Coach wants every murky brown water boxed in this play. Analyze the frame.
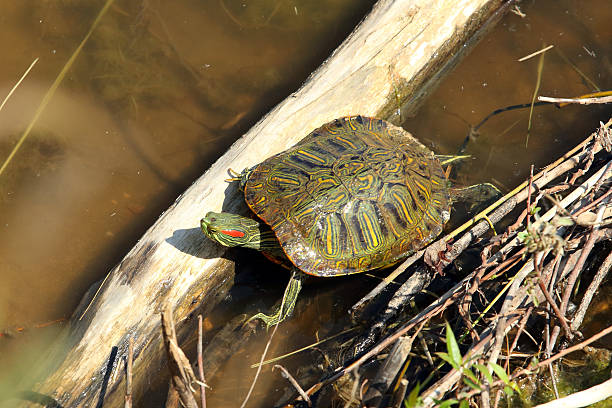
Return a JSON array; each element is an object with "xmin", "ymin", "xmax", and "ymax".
[
  {"xmin": 0, "ymin": 0, "xmax": 610, "ymax": 406},
  {"xmin": 0, "ymin": 0, "xmax": 377, "ymax": 398},
  {"xmin": 403, "ymin": 0, "xmax": 612, "ymax": 190}
]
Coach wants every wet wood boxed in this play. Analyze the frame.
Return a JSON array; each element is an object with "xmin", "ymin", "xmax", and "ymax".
[
  {"xmin": 20, "ymin": 0, "xmax": 509, "ymax": 406},
  {"xmin": 362, "ymin": 336, "xmax": 415, "ymax": 406}
]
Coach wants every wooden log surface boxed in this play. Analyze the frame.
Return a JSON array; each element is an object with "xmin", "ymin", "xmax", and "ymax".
[{"xmin": 18, "ymin": 0, "xmax": 509, "ymax": 406}]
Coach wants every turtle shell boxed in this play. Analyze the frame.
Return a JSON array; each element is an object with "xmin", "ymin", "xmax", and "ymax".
[{"xmin": 244, "ymin": 116, "xmax": 450, "ymax": 277}]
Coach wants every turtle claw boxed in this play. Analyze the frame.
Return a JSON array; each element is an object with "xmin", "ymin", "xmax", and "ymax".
[{"xmin": 224, "ymin": 168, "xmax": 242, "ymax": 183}]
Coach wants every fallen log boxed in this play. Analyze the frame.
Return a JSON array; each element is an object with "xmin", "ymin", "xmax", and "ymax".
[{"xmin": 16, "ymin": 0, "xmax": 510, "ymax": 406}]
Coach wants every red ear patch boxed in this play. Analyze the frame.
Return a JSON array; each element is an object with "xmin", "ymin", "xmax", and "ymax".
[{"xmin": 221, "ymin": 229, "xmax": 245, "ymax": 238}]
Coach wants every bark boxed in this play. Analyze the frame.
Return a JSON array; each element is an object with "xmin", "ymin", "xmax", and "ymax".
[{"xmin": 17, "ymin": 0, "xmax": 509, "ymax": 406}]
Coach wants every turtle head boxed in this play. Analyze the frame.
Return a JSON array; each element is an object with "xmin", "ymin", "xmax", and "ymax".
[
  {"xmin": 200, "ymin": 212, "xmax": 259, "ymax": 248},
  {"xmin": 201, "ymin": 211, "xmax": 283, "ymax": 255}
]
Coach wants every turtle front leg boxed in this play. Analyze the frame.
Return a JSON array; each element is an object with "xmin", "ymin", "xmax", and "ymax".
[{"xmin": 249, "ymin": 269, "xmax": 305, "ymax": 328}]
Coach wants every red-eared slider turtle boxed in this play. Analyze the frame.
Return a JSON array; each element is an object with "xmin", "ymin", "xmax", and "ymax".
[{"xmin": 201, "ymin": 116, "xmax": 451, "ymax": 326}]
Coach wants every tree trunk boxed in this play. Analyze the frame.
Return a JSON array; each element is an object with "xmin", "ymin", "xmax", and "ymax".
[{"xmin": 18, "ymin": 0, "xmax": 509, "ymax": 406}]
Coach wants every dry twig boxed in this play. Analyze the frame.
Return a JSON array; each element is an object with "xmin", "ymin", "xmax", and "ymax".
[
  {"xmin": 161, "ymin": 304, "xmax": 199, "ymax": 408},
  {"xmin": 274, "ymin": 365, "xmax": 311, "ymax": 406},
  {"xmin": 518, "ymin": 45, "xmax": 554, "ymax": 62},
  {"xmin": 362, "ymin": 336, "xmax": 415, "ymax": 406},
  {"xmin": 197, "ymin": 315, "xmax": 207, "ymax": 408},
  {"xmin": 0, "ymin": 58, "xmax": 38, "ymax": 112},
  {"xmin": 538, "ymin": 95, "xmax": 612, "ymax": 105}
]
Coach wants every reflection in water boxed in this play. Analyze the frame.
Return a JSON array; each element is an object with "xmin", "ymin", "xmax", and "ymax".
[{"xmin": 0, "ymin": 0, "xmax": 610, "ymax": 405}]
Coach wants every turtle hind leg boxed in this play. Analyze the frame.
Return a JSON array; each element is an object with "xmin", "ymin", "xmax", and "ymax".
[
  {"xmin": 450, "ymin": 183, "xmax": 502, "ymax": 212},
  {"xmin": 248, "ymin": 269, "xmax": 305, "ymax": 328}
]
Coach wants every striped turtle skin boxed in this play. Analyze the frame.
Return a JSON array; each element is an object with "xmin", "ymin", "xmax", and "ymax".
[{"xmin": 244, "ymin": 116, "xmax": 450, "ymax": 277}]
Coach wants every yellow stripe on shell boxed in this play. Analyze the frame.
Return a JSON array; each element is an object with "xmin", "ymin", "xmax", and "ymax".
[
  {"xmin": 322, "ymin": 214, "xmax": 339, "ymax": 258},
  {"xmin": 387, "ymin": 162, "xmax": 400, "ymax": 172},
  {"xmin": 314, "ymin": 176, "xmax": 339, "ymax": 188},
  {"xmin": 253, "ymin": 195, "xmax": 266, "ymax": 205},
  {"xmin": 366, "ymin": 130, "xmax": 385, "ymax": 144},
  {"xmin": 385, "ymin": 212, "xmax": 401, "ymax": 238},
  {"xmin": 325, "ymin": 124, "xmax": 340, "ymax": 134},
  {"xmin": 347, "ymin": 117, "xmax": 358, "ymax": 130},
  {"xmin": 293, "ymin": 206, "xmax": 314, "ymax": 222},
  {"xmin": 366, "ymin": 117, "xmax": 374, "ymax": 130},
  {"xmin": 334, "ymin": 136, "xmax": 357, "ymax": 149},
  {"xmin": 326, "ymin": 192, "xmax": 347, "ymax": 206},
  {"xmin": 357, "ymin": 209, "xmax": 382, "ymax": 249},
  {"xmin": 358, "ymin": 256, "xmax": 371, "ymax": 268},
  {"xmin": 356, "ymin": 174, "xmax": 374, "ymax": 190},
  {"xmin": 425, "ymin": 208, "xmax": 439, "ymax": 223},
  {"xmin": 414, "ymin": 179, "xmax": 430, "ymax": 200},
  {"xmin": 270, "ymin": 175, "xmax": 300, "ymax": 185},
  {"xmin": 369, "ymin": 150, "xmax": 392, "ymax": 159},
  {"xmin": 407, "ymin": 184, "xmax": 426, "ymax": 211},
  {"xmin": 296, "ymin": 149, "xmax": 327, "ymax": 164},
  {"xmin": 415, "ymin": 227, "xmax": 423, "ymax": 240},
  {"xmin": 392, "ymin": 191, "xmax": 413, "ymax": 224},
  {"xmin": 325, "ymin": 217, "xmax": 333, "ymax": 255}
]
